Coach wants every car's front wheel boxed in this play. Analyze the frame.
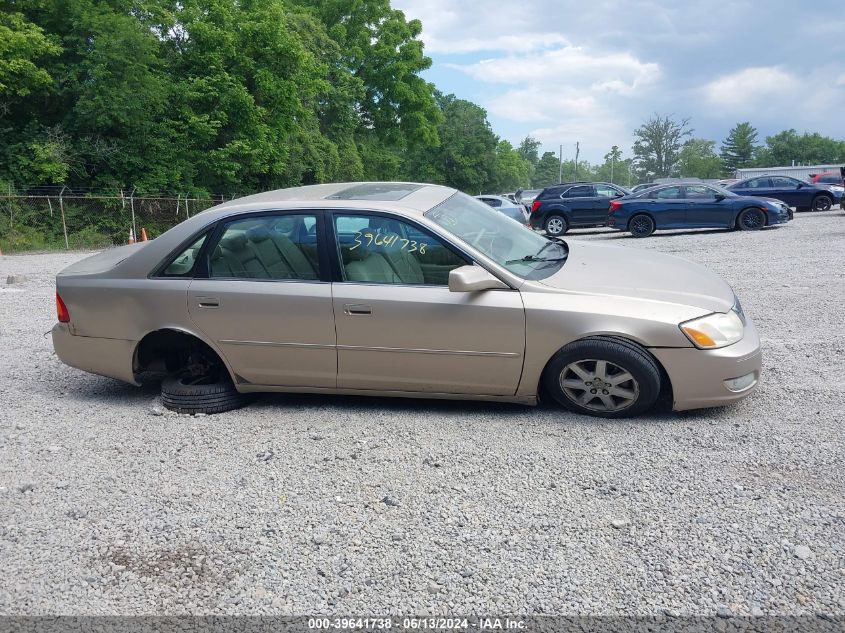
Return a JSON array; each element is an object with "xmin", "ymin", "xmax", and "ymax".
[
  {"xmin": 160, "ymin": 372, "xmax": 249, "ymax": 414},
  {"xmin": 544, "ymin": 214, "xmax": 569, "ymax": 236},
  {"xmin": 737, "ymin": 207, "xmax": 765, "ymax": 230},
  {"xmin": 628, "ymin": 213, "xmax": 655, "ymax": 238},
  {"xmin": 543, "ymin": 337, "xmax": 662, "ymax": 418},
  {"xmin": 812, "ymin": 194, "xmax": 833, "ymax": 212}
]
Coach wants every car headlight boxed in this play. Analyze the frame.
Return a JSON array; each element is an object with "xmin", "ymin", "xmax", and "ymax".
[
  {"xmin": 680, "ymin": 310, "xmax": 744, "ymax": 349},
  {"xmin": 828, "ymin": 185, "xmax": 844, "ymax": 193}
]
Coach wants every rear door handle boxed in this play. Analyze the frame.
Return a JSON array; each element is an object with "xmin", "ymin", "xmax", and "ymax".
[
  {"xmin": 197, "ymin": 296, "xmax": 220, "ymax": 308},
  {"xmin": 344, "ymin": 304, "xmax": 372, "ymax": 316}
]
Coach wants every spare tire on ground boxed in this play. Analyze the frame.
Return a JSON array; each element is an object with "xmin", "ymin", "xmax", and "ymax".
[{"xmin": 160, "ymin": 373, "xmax": 250, "ymax": 414}]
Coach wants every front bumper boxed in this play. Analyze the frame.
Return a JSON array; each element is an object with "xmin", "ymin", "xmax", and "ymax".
[
  {"xmin": 649, "ymin": 317, "xmax": 762, "ymax": 411},
  {"xmin": 52, "ymin": 323, "xmax": 139, "ymax": 385}
]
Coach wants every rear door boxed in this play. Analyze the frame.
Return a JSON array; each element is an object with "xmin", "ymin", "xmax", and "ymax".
[
  {"xmin": 649, "ymin": 186, "xmax": 687, "ymax": 227},
  {"xmin": 187, "ymin": 211, "xmax": 337, "ymax": 388},
  {"xmin": 561, "ymin": 185, "xmax": 596, "ymax": 225}
]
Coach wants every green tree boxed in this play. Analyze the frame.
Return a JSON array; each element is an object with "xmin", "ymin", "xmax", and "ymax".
[
  {"xmin": 720, "ymin": 122, "xmax": 758, "ymax": 174},
  {"xmin": 632, "ymin": 113, "xmax": 692, "ymax": 179},
  {"xmin": 405, "ymin": 93, "xmax": 498, "ymax": 193},
  {"xmin": 532, "ymin": 151, "xmax": 561, "ymax": 188},
  {"xmin": 678, "ymin": 138, "xmax": 723, "ymax": 178},
  {"xmin": 755, "ymin": 129, "xmax": 845, "ymax": 167},
  {"xmin": 489, "ymin": 140, "xmax": 530, "ymax": 192}
]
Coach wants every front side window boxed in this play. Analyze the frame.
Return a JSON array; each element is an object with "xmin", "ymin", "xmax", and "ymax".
[
  {"xmin": 209, "ymin": 214, "xmax": 320, "ymax": 280},
  {"xmin": 426, "ymin": 192, "xmax": 567, "ymax": 279},
  {"xmin": 771, "ymin": 176, "xmax": 800, "ymax": 188},
  {"xmin": 161, "ymin": 234, "xmax": 207, "ymax": 277},
  {"xmin": 334, "ymin": 214, "xmax": 466, "ymax": 285},
  {"xmin": 685, "ymin": 185, "xmax": 715, "ymax": 199},
  {"xmin": 595, "ymin": 185, "xmax": 622, "ymax": 198},
  {"xmin": 564, "ymin": 185, "xmax": 593, "ymax": 198}
]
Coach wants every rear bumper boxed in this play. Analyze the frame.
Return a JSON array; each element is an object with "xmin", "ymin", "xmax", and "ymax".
[
  {"xmin": 650, "ymin": 318, "xmax": 762, "ymax": 411},
  {"xmin": 52, "ymin": 323, "xmax": 139, "ymax": 385}
]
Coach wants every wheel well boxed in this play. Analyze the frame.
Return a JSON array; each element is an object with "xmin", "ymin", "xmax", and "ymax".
[
  {"xmin": 538, "ymin": 334, "xmax": 674, "ymax": 405},
  {"xmin": 627, "ymin": 211, "xmax": 654, "ymax": 229},
  {"xmin": 736, "ymin": 206, "xmax": 768, "ymax": 227},
  {"xmin": 134, "ymin": 329, "xmax": 230, "ymax": 382}
]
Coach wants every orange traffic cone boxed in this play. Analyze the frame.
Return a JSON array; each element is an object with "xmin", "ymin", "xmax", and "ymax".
[
  {"xmin": 128, "ymin": 229, "xmax": 135, "ymax": 244},
  {"xmin": 140, "ymin": 227, "xmax": 149, "ymax": 241}
]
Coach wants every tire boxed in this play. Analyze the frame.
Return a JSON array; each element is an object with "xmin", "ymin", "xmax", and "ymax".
[
  {"xmin": 544, "ymin": 214, "xmax": 569, "ymax": 236},
  {"xmin": 812, "ymin": 195, "xmax": 832, "ymax": 212},
  {"xmin": 628, "ymin": 213, "xmax": 655, "ymax": 238},
  {"xmin": 737, "ymin": 207, "xmax": 765, "ymax": 231},
  {"xmin": 160, "ymin": 372, "xmax": 250, "ymax": 414},
  {"xmin": 542, "ymin": 336, "xmax": 661, "ymax": 418}
]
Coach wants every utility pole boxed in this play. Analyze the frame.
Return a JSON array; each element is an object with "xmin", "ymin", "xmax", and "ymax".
[
  {"xmin": 574, "ymin": 142, "xmax": 580, "ymax": 180},
  {"xmin": 558, "ymin": 144, "xmax": 563, "ymax": 183}
]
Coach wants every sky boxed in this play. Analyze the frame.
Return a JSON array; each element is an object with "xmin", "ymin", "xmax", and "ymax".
[{"xmin": 393, "ymin": 0, "xmax": 845, "ymax": 164}]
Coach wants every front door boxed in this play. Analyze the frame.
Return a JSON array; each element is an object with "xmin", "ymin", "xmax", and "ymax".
[
  {"xmin": 770, "ymin": 176, "xmax": 803, "ymax": 207},
  {"xmin": 330, "ymin": 212, "xmax": 525, "ymax": 395},
  {"xmin": 187, "ymin": 212, "xmax": 337, "ymax": 387},
  {"xmin": 684, "ymin": 185, "xmax": 734, "ymax": 227}
]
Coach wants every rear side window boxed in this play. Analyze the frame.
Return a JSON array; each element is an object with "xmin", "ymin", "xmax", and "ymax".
[
  {"xmin": 208, "ymin": 214, "xmax": 320, "ymax": 280},
  {"xmin": 746, "ymin": 177, "xmax": 771, "ymax": 188},
  {"xmin": 655, "ymin": 187, "xmax": 683, "ymax": 199},
  {"xmin": 161, "ymin": 234, "xmax": 207, "ymax": 277}
]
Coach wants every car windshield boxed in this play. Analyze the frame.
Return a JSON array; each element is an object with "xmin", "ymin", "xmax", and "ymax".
[{"xmin": 425, "ymin": 192, "xmax": 567, "ymax": 279}]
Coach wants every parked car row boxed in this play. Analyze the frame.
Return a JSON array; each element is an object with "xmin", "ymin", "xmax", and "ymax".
[{"xmin": 479, "ymin": 171, "xmax": 843, "ymax": 239}]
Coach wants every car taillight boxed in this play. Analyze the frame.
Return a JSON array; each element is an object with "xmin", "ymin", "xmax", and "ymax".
[
  {"xmin": 56, "ymin": 292, "xmax": 70, "ymax": 323},
  {"xmin": 609, "ymin": 200, "xmax": 623, "ymax": 213},
  {"xmin": 531, "ymin": 199, "xmax": 541, "ymax": 213}
]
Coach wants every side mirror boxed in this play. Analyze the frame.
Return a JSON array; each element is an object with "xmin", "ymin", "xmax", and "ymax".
[
  {"xmin": 714, "ymin": 193, "xmax": 726, "ymax": 202},
  {"xmin": 797, "ymin": 182, "xmax": 805, "ymax": 189},
  {"xmin": 449, "ymin": 265, "xmax": 509, "ymax": 292}
]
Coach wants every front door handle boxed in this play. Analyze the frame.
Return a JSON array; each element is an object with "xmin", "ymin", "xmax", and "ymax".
[
  {"xmin": 197, "ymin": 296, "xmax": 220, "ymax": 308},
  {"xmin": 344, "ymin": 304, "xmax": 372, "ymax": 316}
]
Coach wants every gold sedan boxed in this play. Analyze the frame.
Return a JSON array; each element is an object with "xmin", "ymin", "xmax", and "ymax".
[{"xmin": 52, "ymin": 182, "xmax": 761, "ymax": 418}]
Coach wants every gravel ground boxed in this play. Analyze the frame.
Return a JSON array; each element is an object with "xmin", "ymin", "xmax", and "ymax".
[{"xmin": 1, "ymin": 209, "xmax": 844, "ymax": 616}]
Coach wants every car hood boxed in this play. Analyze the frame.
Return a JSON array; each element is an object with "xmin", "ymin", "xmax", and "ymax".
[{"xmin": 534, "ymin": 241, "xmax": 735, "ymax": 314}]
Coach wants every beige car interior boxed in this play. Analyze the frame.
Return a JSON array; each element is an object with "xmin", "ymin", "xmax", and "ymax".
[{"xmin": 209, "ymin": 218, "xmax": 319, "ymax": 280}]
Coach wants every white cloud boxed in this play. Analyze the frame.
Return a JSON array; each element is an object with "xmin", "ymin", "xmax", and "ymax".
[
  {"xmin": 703, "ymin": 67, "xmax": 798, "ymax": 108},
  {"xmin": 450, "ymin": 45, "xmax": 660, "ymax": 93}
]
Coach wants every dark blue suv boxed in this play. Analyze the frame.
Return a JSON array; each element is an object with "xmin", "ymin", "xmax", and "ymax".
[
  {"xmin": 528, "ymin": 182, "xmax": 630, "ymax": 236},
  {"xmin": 727, "ymin": 175, "xmax": 842, "ymax": 211}
]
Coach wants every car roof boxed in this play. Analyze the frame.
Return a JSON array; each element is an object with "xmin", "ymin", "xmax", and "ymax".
[
  {"xmin": 476, "ymin": 194, "xmax": 517, "ymax": 203},
  {"xmin": 211, "ymin": 182, "xmax": 457, "ymax": 217}
]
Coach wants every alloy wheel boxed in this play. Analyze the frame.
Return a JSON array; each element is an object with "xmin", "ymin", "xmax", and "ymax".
[
  {"xmin": 559, "ymin": 359, "xmax": 640, "ymax": 413},
  {"xmin": 546, "ymin": 216, "xmax": 565, "ymax": 235},
  {"xmin": 740, "ymin": 209, "xmax": 764, "ymax": 230},
  {"xmin": 813, "ymin": 196, "xmax": 832, "ymax": 212}
]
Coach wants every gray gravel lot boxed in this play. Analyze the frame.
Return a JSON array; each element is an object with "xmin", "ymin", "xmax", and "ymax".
[{"xmin": 1, "ymin": 209, "xmax": 844, "ymax": 616}]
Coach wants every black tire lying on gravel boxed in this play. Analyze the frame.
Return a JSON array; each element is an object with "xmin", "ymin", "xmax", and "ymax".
[{"xmin": 160, "ymin": 373, "xmax": 249, "ymax": 414}]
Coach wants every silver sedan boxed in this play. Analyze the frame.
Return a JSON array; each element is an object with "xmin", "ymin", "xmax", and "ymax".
[{"xmin": 52, "ymin": 182, "xmax": 761, "ymax": 418}]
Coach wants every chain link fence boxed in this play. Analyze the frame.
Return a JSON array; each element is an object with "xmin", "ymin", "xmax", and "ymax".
[{"xmin": 0, "ymin": 188, "xmax": 233, "ymax": 253}]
